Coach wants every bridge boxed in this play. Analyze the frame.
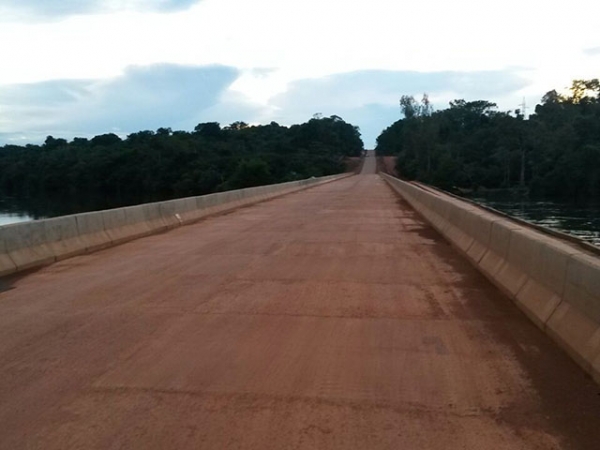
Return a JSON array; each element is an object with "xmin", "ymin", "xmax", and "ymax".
[{"xmin": 0, "ymin": 153, "xmax": 599, "ymax": 449}]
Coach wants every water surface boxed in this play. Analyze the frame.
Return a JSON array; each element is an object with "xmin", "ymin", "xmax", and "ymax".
[
  {"xmin": 468, "ymin": 195, "xmax": 600, "ymax": 247},
  {"xmin": 0, "ymin": 192, "xmax": 173, "ymax": 227}
]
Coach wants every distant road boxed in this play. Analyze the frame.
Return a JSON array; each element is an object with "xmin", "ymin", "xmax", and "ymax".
[
  {"xmin": 360, "ymin": 150, "xmax": 376, "ymax": 174},
  {"xmin": 0, "ymin": 161, "xmax": 599, "ymax": 448}
]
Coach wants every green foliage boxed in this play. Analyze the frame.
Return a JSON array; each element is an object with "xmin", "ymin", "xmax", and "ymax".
[
  {"xmin": 376, "ymin": 80, "xmax": 600, "ymax": 199},
  {"xmin": 227, "ymin": 158, "xmax": 272, "ymax": 189},
  {"xmin": 0, "ymin": 116, "xmax": 363, "ymax": 209}
]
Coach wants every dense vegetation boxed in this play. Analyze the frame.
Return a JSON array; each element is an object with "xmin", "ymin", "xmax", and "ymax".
[
  {"xmin": 0, "ymin": 116, "xmax": 362, "ymax": 214},
  {"xmin": 376, "ymin": 79, "xmax": 600, "ymax": 199}
]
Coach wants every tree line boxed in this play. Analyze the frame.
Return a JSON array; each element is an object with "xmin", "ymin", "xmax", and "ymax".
[
  {"xmin": 0, "ymin": 116, "xmax": 363, "ymax": 214},
  {"xmin": 376, "ymin": 79, "xmax": 600, "ymax": 199}
]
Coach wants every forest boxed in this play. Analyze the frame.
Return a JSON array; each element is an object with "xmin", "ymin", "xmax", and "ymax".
[
  {"xmin": 0, "ymin": 116, "xmax": 363, "ymax": 214},
  {"xmin": 376, "ymin": 79, "xmax": 600, "ymax": 199}
]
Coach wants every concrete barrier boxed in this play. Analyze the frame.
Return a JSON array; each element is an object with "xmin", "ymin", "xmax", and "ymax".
[
  {"xmin": 0, "ymin": 173, "xmax": 352, "ymax": 277},
  {"xmin": 43, "ymin": 215, "xmax": 88, "ymax": 262},
  {"xmin": 547, "ymin": 254, "xmax": 600, "ymax": 378},
  {"xmin": 172, "ymin": 198, "xmax": 199, "ymax": 225},
  {"xmin": 479, "ymin": 220, "xmax": 520, "ymax": 284},
  {"xmin": 0, "ymin": 221, "xmax": 55, "ymax": 271},
  {"xmin": 143, "ymin": 203, "xmax": 170, "ymax": 232},
  {"xmin": 381, "ymin": 172, "xmax": 600, "ymax": 384},
  {"xmin": 158, "ymin": 201, "xmax": 183, "ymax": 229},
  {"xmin": 0, "ymin": 234, "xmax": 17, "ymax": 276},
  {"xmin": 101, "ymin": 207, "xmax": 136, "ymax": 245},
  {"xmin": 75, "ymin": 210, "xmax": 112, "ymax": 253}
]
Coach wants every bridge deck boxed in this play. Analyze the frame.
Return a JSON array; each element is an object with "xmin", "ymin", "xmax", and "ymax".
[{"xmin": 1, "ymin": 155, "xmax": 599, "ymax": 449}]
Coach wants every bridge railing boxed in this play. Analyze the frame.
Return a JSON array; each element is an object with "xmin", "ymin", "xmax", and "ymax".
[
  {"xmin": 0, "ymin": 173, "xmax": 353, "ymax": 277},
  {"xmin": 381, "ymin": 172, "xmax": 600, "ymax": 384}
]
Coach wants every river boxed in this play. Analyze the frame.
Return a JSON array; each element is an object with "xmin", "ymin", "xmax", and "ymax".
[
  {"xmin": 0, "ymin": 192, "xmax": 173, "ymax": 227},
  {"xmin": 466, "ymin": 195, "xmax": 600, "ymax": 247}
]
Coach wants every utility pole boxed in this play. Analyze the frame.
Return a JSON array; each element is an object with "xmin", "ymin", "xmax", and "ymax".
[
  {"xmin": 518, "ymin": 97, "xmax": 528, "ymax": 119},
  {"xmin": 517, "ymin": 97, "xmax": 527, "ymax": 188}
]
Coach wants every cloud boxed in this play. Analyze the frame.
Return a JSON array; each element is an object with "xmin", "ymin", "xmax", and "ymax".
[
  {"xmin": 0, "ymin": 66, "xmax": 534, "ymax": 149},
  {"xmin": 267, "ymin": 69, "xmax": 531, "ymax": 147},
  {"xmin": 193, "ymin": 89, "xmax": 267, "ymax": 129},
  {"xmin": 0, "ymin": 64, "xmax": 239, "ymax": 143},
  {"xmin": 273, "ymin": 70, "xmax": 529, "ymax": 110},
  {"xmin": 0, "ymin": 79, "xmax": 90, "ymax": 107},
  {"xmin": 584, "ymin": 47, "xmax": 600, "ymax": 56},
  {"xmin": 331, "ymin": 103, "xmax": 402, "ymax": 150},
  {"xmin": 1, "ymin": 0, "xmax": 200, "ymax": 20}
]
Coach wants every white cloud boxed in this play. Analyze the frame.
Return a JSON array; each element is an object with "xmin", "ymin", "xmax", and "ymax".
[
  {"xmin": 584, "ymin": 46, "xmax": 600, "ymax": 56},
  {"xmin": 266, "ymin": 69, "xmax": 531, "ymax": 147},
  {"xmin": 2, "ymin": 0, "xmax": 599, "ymax": 84},
  {"xmin": 0, "ymin": 0, "xmax": 599, "ymax": 146},
  {"xmin": 0, "ymin": 0, "xmax": 200, "ymax": 20},
  {"xmin": 0, "ymin": 64, "xmax": 239, "ymax": 143},
  {"xmin": 0, "ymin": 65, "xmax": 533, "ymax": 147}
]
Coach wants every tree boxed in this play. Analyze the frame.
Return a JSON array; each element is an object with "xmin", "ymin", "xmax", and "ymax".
[
  {"xmin": 228, "ymin": 158, "xmax": 272, "ymax": 189},
  {"xmin": 0, "ymin": 116, "xmax": 364, "ymax": 215},
  {"xmin": 156, "ymin": 127, "xmax": 172, "ymax": 136},
  {"xmin": 91, "ymin": 133, "xmax": 122, "ymax": 147},
  {"xmin": 377, "ymin": 80, "xmax": 600, "ymax": 200},
  {"xmin": 225, "ymin": 121, "xmax": 248, "ymax": 131},
  {"xmin": 44, "ymin": 136, "xmax": 67, "ymax": 149},
  {"xmin": 421, "ymin": 93, "xmax": 433, "ymax": 117},
  {"xmin": 400, "ymin": 95, "xmax": 419, "ymax": 119},
  {"xmin": 569, "ymin": 79, "xmax": 600, "ymax": 103},
  {"xmin": 194, "ymin": 122, "xmax": 221, "ymax": 138}
]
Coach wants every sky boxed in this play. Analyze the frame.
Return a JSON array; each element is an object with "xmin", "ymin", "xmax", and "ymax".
[{"xmin": 0, "ymin": 0, "xmax": 598, "ymax": 148}]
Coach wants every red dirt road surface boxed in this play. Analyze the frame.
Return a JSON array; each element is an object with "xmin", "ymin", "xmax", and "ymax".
[{"xmin": 1, "ymin": 153, "xmax": 599, "ymax": 449}]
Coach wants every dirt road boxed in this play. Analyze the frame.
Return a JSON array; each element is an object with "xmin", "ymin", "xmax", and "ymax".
[{"xmin": 1, "ymin": 154, "xmax": 599, "ymax": 449}]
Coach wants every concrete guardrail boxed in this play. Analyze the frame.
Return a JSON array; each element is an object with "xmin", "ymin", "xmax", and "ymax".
[
  {"xmin": 0, "ymin": 173, "xmax": 352, "ymax": 277},
  {"xmin": 381, "ymin": 173, "xmax": 600, "ymax": 384}
]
